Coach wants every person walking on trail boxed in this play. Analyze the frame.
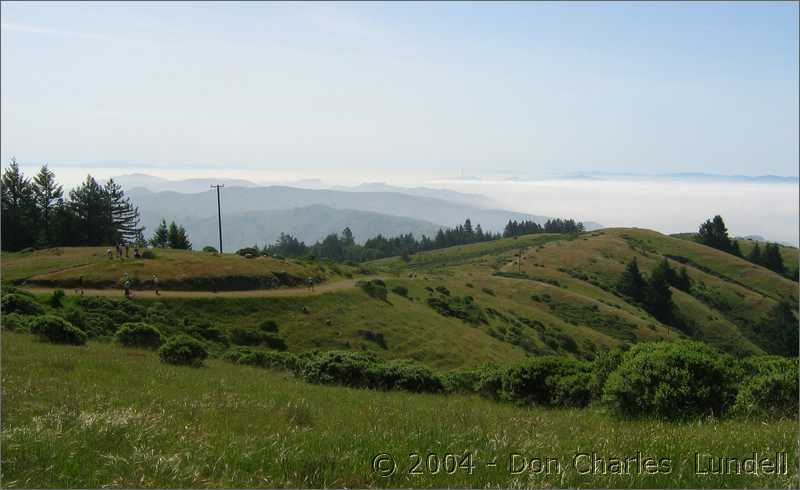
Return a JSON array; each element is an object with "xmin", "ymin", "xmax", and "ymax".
[
  {"xmin": 307, "ymin": 277, "xmax": 314, "ymax": 292},
  {"xmin": 125, "ymin": 243, "xmax": 130, "ymax": 258},
  {"xmin": 152, "ymin": 274, "xmax": 160, "ymax": 296},
  {"xmin": 122, "ymin": 273, "xmax": 132, "ymax": 298},
  {"xmin": 75, "ymin": 275, "xmax": 84, "ymax": 295},
  {"xmin": 107, "ymin": 247, "xmax": 113, "ymax": 260}
]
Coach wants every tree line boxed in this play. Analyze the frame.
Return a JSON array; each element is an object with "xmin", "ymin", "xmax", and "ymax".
[
  {"xmin": 503, "ymin": 218, "xmax": 584, "ymax": 237},
  {"xmin": 247, "ymin": 215, "xmax": 585, "ymax": 263},
  {"xmin": 1, "ymin": 159, "xmax": 144, "ymax": 251},
  {"xmin": 1, "ymin": 159, "xmax": 194, "ymax": 252},
  {"xmin": 695, "ymin": 215, "xmax": 794, "ymax": 279}
]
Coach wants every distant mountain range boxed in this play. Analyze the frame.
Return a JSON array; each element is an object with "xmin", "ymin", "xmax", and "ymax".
[
  {"xmin": 117, "ymin": 174, "xmax": 601, "ymax": 250},
  {"xmin": 562, "ymin": 172, "xmax": 799, "ymax": 183}
]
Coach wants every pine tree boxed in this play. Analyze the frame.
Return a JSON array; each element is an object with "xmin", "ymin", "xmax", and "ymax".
[
  {"xmin": 617, "ymin": 258, "xmax": 647, "ymax": 302},
  {"xmin": 675, "ymin": 266, "xmax": 692, "ymax": 291},
  {"xmin": 104, "ymin": 179, "xmax": 143, "ymax": 244},
  {"xmin": 748, "ymin": 242, "xmax": 762, "ymax": 264},
  {"xmin": 32, "ymin": 165, "xmax": 64, "ymax": 246},
  {"xmin": 69, "ymin": 175, "xmax": 107, "ymax": 245},
  {"xmin": 696, "ymin": 215, "xmax": 738, "ymax": 255},
  {"xmin": 150, "ymin": 219, "xmax": 169, "ymax": 248},
  {"xmin": 762, "ymin": 243, "xmax": 785, "ymax": 274},
  {"xmin": 167, "ymin": 221, "xmax": 192, "ymax": 250},
  {"xmin": 756, "ymin": 301, "xmax": 798, "ymax": 357},
  {"xmin": 646, "ymin": 262, "xmax": 675, "ymax": 322},
  {"xmin": 1, "ymin": 158, "xmax": 36, "ymax": 250}
]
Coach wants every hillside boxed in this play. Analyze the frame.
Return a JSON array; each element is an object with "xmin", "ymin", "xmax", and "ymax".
[
  {"xmin": 5, "ymin": 227, "xmax": 796, "ymax": 362},
  {"xmin": 1, "ymin": 247, "xmax": 341, "ymax": 291},
  {"xmin": 183, "ymin": 205, "xmax": 442, "ymax": 252},
  {"xmin": 125, "ymin": 186, "xmax": 598, "ymax": 250}
]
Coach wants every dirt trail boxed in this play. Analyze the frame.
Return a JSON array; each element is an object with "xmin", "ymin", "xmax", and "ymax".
[{"xmin": 21, "ymin": 277, "xmax": 380, "ymax": 299}]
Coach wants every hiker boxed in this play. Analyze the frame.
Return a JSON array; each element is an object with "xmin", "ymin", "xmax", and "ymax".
[
  {"xmin": 134, "ymin": 245, "xmax": 140, "ymax": 259},
  {"xmin": 75, "ymin": 275, "xmax": 84, "ymax": 295},
  {"xmin": 107, "ymin": 247, "xmax": 113, "ymax": 259},
  {"xmin": 122, "ymin": 273, "xmax": 132, "ymax": 298},
  {"xmin": 307, "ymin": 277, "xmax": 314, "ymax": 292},
  {"xmin": 125, "ymin": 243, "xmax": 130, "ymax": 257},
  {"xmin": 116, "ymin": 243, "xmax": 122, "ymax": 257},
  {"xmin": 152, "ymin": 274, "xmax": 160, "ymax": 296}
]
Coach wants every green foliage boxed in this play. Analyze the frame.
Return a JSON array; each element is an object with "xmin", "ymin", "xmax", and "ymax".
[
  {"xmin": 754, "ymin": 301, "xmax": 798, "ymax": 357},
  {"xmin": 1, "ymin": 312, "xmax": 30, "ymax": 331},
  {"xmin": 358, "ymin": 279, "xmax": 388, "ymax": 301},
  {"xmin": 734, "ymin": 356, "xmax": 798, "ymax": 416},
  {"xmin": 115, "ymin": 322, "xmax": 163, "ymax": 349},
  {"xmin": 48, "ymin": 289, "xmax": 66, "ymax": 308},
  {"xmin": 167, "ymin": 221, "xmax": 192, "ymax": 250},
  {"xmin": 500, "ymin": 356, "xmax": 592, "ymax": 407},
  {"xmin": 391, "ymin": 285, "xmax": 409, "ymax": 297},
  {"xmin": 696, "ymin": 215, "xmax": 739, "ymax": 256},
  {"xmin": 1, "ymin": 293, "xmax": 44, "ymax": 315},
  {"xmin": 616, "ymin": 258, "xmax": 646, "ymax": 301},
  {"xmin": 30, "ymin": 315, "xmax": 87, "ymax": 345},
  {"xmin": 589, "ymin": 347, "xmax": 626, "ymax": 398},
  {"xmin": 236, "ymin": 246, "xmax": 260, "ymax": 257},
  {"xmin": 222, "ymin": 348, "xmax": 301, "ymax": 371},
  {"xmin": 202, "ymin": 246, "xmax": 218, "ymax": 253},
  {"xmin": 298, "ymin": 351, "xmax": 443, "ymax": 393},
  {"xmin": 602, "ymin": 341, "xmax": 738, "ymax": 419},
  {"xmin": 258, "ymin": 320, "xmax": 279, "ymax": 333},
  {"xmin": 230, "ymin": 326, "xmax": 287, "ymax": 350},
  {"xmin": 158, "ymin": 335, "xmax": 208, "ymax": 366},
  {"xmin": 426, "ymin": 294, "xmax": 487, "ymax": 325}
]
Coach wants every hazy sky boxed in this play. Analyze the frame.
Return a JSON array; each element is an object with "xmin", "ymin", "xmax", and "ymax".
[{"xmin": 2, "ymin": 1, "xmax": 798, "ymax": 184}]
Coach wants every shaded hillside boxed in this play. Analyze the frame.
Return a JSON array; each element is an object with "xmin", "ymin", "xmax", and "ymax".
[{"xmin": 183, "ymin": 205, "xmax": 442, "ymax": 251}]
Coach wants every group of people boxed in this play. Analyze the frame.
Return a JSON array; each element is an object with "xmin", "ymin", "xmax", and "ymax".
[
  {"xmin": 106, "ymin": 242, "xmax": 143, "ymax": 260},
  {"xmin": 121, "ymin": 272, "xmax": 160, "ymax": 298}
]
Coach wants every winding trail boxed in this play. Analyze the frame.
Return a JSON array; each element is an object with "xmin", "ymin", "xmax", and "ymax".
[{"xmin": 20, "ymin": 277, "xmax": 383, "ymax": 299}]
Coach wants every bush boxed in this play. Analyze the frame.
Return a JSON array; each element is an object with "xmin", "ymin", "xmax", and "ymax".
[
  {"xmin": 115, "ymin": 322, "xmax": 163, "ymax": 349},
  {"xmin": 359, "ymin": 280, "xmax": 388, "ymax": 301},
  {"xmin": 261, "ymin": 332, "xmax": 288, "ymax": 351},
  {"xmin": 258, "ymin": 320, "xmax": 279, "ymax": 333},
  {"xmin": 202, "ymin": 246, "xmax": 218, "ymax": 253},
  {"xmin": 1, "ymin": 293, "xmax": 44, "ymax": 316},
  {"xmin": 2, "ymin": 313, "xmax": 30, "ymax": 332},
  {"xmin": 733, "ymin": 356, "xmax": 798, "ymax": 416},
  {"xmin": 49, "ymin": 289, "xmax": 66, "ymax": 308},
  {"xmin": 589, "ymin": 347, "xmax": 626, "ymax": 398},
  {"xmin": 426, "ymin": 295, "xmax": 487, "ymax": 325},
  {"xmin": 30, "ymin": 315, "xmax": 87, "ymax": 345},
  {"xmin": 230, "ymin": 326, "xmax": 264, "ymax": 346},
  {"xmin": 236, "ymin": 246, "xmax": 260, "ymax": 257},
  {"xmin": 602, "ymin": 341, "xmax": 738, "ymax": 419},
  {"xmin": 501, "ymin": 356, "xmax": 592, "ymax": 407},
  {"xmin": 188, "ymin": 323, "xmax": 229, "ymax": 346},
  {"xmin": 391, "ymin": 286, "xmax": 409, "ymax": 297},
  {"xmin": 223, "ymin": 348, "xmax": 301, "ymax": 372},
  {"xmin": 83, "ymin": 312, "xmax": 116, "ymax": 337},
  {"xmin": 141, "ymin": 249, "xmax": 156, "ymax": 259},
  {"xmin": 159, "ymin": 335, "xmax": 208, "ymax": 366},
  {"xmin": 299, "ymin": 351, "xmax": 442, "ymax": 393}
]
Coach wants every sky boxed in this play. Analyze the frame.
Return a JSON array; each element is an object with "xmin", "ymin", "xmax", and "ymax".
[{"xmin": 2, "ymin": 1, "xmax": 798, "ymax": 185}]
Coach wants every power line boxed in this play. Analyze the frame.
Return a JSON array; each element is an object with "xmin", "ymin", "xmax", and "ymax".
[{"xmin": 211, "ymin": 184, "xmax": 224, "ymax": 253}]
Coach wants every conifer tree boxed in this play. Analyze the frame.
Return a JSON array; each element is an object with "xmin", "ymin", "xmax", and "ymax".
[{"xmin": 150, "ymin": 219, "xmax": 169, "ymax": 248}]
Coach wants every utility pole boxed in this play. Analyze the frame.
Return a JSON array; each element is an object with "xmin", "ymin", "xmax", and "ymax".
[{"xmin": 211, "ymin": 184, "xmax": 224, "ymax": 253}]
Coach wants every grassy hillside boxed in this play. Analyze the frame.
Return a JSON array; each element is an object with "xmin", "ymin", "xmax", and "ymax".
[
  {"xmin": 3, "ymin": 333, "xmax": 796, "ymax": 489},
  {"xmin": 1, "ymin": 247, "xmax": 346, "ymax": 291},
  {"xmin": 4, "ymin": 228, "xmax": 796, "ymax": 361}
]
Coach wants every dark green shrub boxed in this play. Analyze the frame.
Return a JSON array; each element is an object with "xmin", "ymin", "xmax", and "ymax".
[
  {"xmin": 589, "ymin": 347, "xmax": 626, "ymax": 398},
  {"xmin": 258, "ymin": 320, "xmax": 279, "ymax": 333},
  {"xmin": 83, "ymin": 312, "xmax": 116, "ymax": 337},
  {"xmin": 30, "ymin": 315, "xmax": 87, "ymax": 345},
  {"xmin": 733, "ymin": 356, "xmax": 798, "ymax": 416},
  {"xmin": 501, "ymin": 356, "xmax": 592, "ymax": 407},
  {"xmin": 2, "ymin": 312, "xmax": 30, "ymax": 331},
  {"xmin": 370, "ymin": 360, "xmax": 443, "ymax": 393},
  {"xmin": 188, "ymin": 323, "xmax": 229, "ymax": 345},
  {"xmin": 435, "ymin": 286, "xmax": 450, "ymax": 296},
  {"xmin": 359, "ymin": 280, "xmax": 388, "ymax": 301},
  {"xmin": 202, "ymin": 246, "xmax": 218, "ymax": 253},
  {"xmin": 426, "ymin": 295, "xmax": 487, "ymax": 325},
  {"xmin": 230, "ymin": 326, "xmax": 264, "ymax": 346},
  {"xmin": 49, "ymin": 289, "xmax": 66, "ymax": 308},
  {"xmin": 1, "ymin": 293, "xmax": 44, "ymax": 315},
  {"xmin": 223, "ymin": 348, "xmax": 300, "ymax": 371},
  {"xmin": 602, "ymin": 341, "xmax": 738, "ymax": 419},
  {"xmin": 261, "ymin": 332, "xmax": 288, "ymax": 351},
  {"xmin": 236, "ymin": 246, "xmax": 259, "ymax": 257},
  {"xmin": 159, "ymin": 335, "xmax": 208, "ymax": 366},
  {"xmin": 300, "ymin": 351, "xmax": 379, "ymax": 387},
  {"xmin": 391, "ymin": 286, "xmax": 409, "ymax": 297},
  {"xmin": 115, "ymin": 322, "xmax": 163, "ymax": 349},
  {"xmin": 141, "ymin": 249, "xmax": 156, "ymax": 259},
  {"xmin": 358, "ymin": 329, "xmax": 387, "ymax": 349}
]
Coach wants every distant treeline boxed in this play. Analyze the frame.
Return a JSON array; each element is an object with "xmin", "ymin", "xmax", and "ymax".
[
  {"xmin": 696, "ymin": 215, "xmax": 795, "ymax": 280},
  {"xmin": 243, "ymin": 217, "xmax": 585, "ymax": 263},
  {"xmin": 1, "ymin": 160, "xmax": 144, "ymax": 251}
]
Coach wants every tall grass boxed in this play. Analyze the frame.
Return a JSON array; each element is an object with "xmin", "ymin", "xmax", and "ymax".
[{"xmin": 2, "ymin": 333, "xmax": 796, "ymax": 488}]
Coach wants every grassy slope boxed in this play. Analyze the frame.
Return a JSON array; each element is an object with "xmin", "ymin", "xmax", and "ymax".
[
  {"xmin": 671, "ymin": 233, "xmax": 799, "ymax": 275},
  {"xmin": 4, "ymin": 228, "xmax": 797, "ymax": 361},
  {"xmin": 3, "ymin": 333, "xmax": 796, "ymax": 489},
  {"xmin": 1, "ymin": 247, "xmax": 335, "ymax": 290}
]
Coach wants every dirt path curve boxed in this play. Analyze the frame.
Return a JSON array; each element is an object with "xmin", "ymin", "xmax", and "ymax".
[{"xmin": 21, "ymin": 277, "xmax": 385, "ymax": 299}]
